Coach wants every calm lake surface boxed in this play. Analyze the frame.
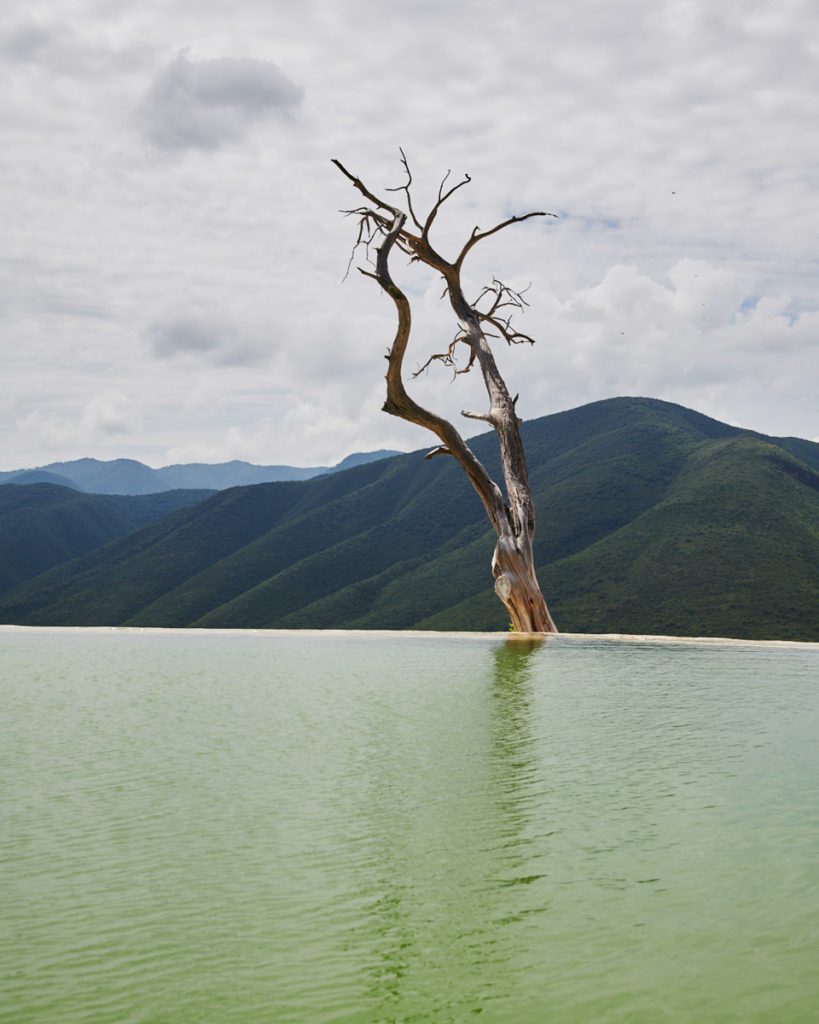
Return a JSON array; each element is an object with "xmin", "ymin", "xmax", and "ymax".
[{"xmin": 2, "ymin": 628, "xmax": 818, "ymax": 1023}]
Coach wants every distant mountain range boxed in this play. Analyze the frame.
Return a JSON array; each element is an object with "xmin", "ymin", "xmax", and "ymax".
[
  {"xmin": 2, "ymin": 398, "xmax": 818, "ymax": 640},
  {"xmin": 0, "ymin": 450, "xmax": 402, "ymax": 495}
]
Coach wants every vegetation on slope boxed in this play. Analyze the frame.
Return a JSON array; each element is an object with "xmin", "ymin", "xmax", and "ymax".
[
  {"xmin": 0, "ymin": 484, "xmax": 213, "ymax": 594},
  {"xmin": 1, "ymin": 398, "xmax": 817, "ymax": 640}
]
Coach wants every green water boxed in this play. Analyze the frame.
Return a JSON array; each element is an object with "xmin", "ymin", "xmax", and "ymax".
[{"xmin": 1, "ymin": 629, "xmax": 818, "ymax": 1023}]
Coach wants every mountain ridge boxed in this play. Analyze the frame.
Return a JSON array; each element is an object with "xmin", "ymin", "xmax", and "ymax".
[
  {"xmin": 0, "ymin": 449, "xmax": 402, "ymax": 495},
  {"xmin": 2, "ymin": 396, "xmax": 817, "ymax": 640}
]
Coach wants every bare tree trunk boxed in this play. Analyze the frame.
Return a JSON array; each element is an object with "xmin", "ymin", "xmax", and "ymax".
[
  {"xmin": 493, "ymin": 531, "xmax": 556, "ymax": 633},
  {"xmin": 333, "ymin": 155, "xmax": 557, "ymax": 634}
]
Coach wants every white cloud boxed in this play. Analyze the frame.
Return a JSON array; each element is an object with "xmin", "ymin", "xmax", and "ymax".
[
  {"xmin": 14, "ymin": 390, "xmax": 135, "ymax": 459},
  {"xmin": 82, "ymin": 389, "xmax": 131, "ymax": 435},
  {"xmin": 504, "ymin": 258, "xmax": 819, "ymax": 435}
]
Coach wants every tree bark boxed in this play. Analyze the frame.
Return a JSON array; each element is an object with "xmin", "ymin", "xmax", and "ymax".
[{"xmin": 333, "ymin": 157, "xmax": 557, "ymax": 634}]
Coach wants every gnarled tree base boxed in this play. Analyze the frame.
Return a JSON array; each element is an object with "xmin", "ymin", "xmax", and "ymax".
[{"xmin": 493, "ymin": 535, "xmax": 557, "ymax": 633}]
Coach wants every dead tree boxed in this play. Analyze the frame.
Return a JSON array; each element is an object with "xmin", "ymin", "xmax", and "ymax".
[{"xmin": 333, "ymin": 154, "xmax": 557, "ymax": 634}]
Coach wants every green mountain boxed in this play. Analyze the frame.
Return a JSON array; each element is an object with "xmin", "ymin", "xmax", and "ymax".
[
  {"xmin": 0, "ymin": 484, "xmax": 214, "ymax": 595},
  {"xmin": 1, "ymin": 398, "xmax": 817, "ymax": 640},
  {"xmin": 0, "ymin": 450, "xmax": 402, "ymax": 495}
]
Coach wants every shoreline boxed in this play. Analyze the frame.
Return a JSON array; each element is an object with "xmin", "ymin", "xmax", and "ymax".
[{"xmin": 1, "ymin": 624, "xmax": 818, "ymax": 650}]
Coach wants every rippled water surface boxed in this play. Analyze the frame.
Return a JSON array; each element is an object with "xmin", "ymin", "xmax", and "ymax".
[{"xmin": 2, "ymin": 628, "xmax": 819, "ymax": 1023}]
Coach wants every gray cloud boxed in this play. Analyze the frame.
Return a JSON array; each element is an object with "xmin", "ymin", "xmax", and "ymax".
[
  {"xmin": 0, "ymin": 18, "xmax": 153, "ymax": 77},
  {"xmin": 1, "ymin": 22, "xmax": 57, "ymax": 61},
  {"xmin": 149, "ymin": 314, "xmax": 226, "ymax": 356},
  {"xmin": 137, "ymin": 51, "xmax": 303, "ymax": 150},
  {"xmin": 147, "ymin": 311, "xmax": 267, "ymax": 367}
]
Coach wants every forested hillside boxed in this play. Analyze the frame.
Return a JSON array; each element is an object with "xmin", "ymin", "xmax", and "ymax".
[
  {"xmin": 0, "ymin": 484, "xmax": 213, "ymax": 594},
  {"xmin": 2, "ymin": 398, "xmax": 818, "ymax": 640}
]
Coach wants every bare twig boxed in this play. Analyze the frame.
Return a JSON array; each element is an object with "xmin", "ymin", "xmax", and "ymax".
[
  {"xmin": 411, "ymin": 328, "xmax": 479, "ymax": 380},
  {"xmin": 385, "ymin": 147, "xmax": 423, "ymax": 231},
  {"xmin": 332, "ymin": 158, "xmax": 395, "ymax": 214},
  {"xmin": 456, "ymin": 210, "xmax": 557, "ymax": 267},
  {"xmin": 472, "ymin": 278, "xmax": 537, "ymax": 345},
  {"xmin": 340, "ymin": 208, "xmax": 389, "ymax": 280},
  {"xmin": 422, "ymin": 169, "xmax": 472, "ymax": 242}
]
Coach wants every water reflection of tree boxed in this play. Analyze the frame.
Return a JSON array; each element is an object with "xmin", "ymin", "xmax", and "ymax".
[
  {"xmin": 359, "ymin": 638, "xmax": 550, "ymax": 1020},
  {"xmin": 489, "ymin": 639, "xmax": 549, "ymax": 899},
  {"xmin": 491, "ymin": 638, "xmax": 544, "ymax": 774}
]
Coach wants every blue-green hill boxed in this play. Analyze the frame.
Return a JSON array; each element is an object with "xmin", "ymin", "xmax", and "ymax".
[
  {"xmin": 3, "ymin": 469, "xmax": 83, "ymax": 489},
  {"xmin": 1, "ymin": 398, "xmax": 817, "ymax": 640},
  {"xmin": 0, "ymin": 484, "xmax": 214, "ymax": 595}
]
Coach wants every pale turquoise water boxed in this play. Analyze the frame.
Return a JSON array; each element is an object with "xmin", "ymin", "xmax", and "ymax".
[{"xmin": 1, "ymin": 628, "xmax": 818, "ymax": 1023}]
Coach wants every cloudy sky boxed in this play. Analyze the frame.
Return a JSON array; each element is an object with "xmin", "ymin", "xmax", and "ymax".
[{"xmin": 2, "ymin": 0, "xmax": 818, "ymax": 470}]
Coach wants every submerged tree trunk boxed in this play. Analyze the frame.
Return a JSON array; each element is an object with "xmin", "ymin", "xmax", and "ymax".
[{"xmin": 333, "ymin": 155, "xmax": 558, "ymax": 634}]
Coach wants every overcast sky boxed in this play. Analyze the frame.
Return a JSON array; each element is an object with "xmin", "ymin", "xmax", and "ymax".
[{"xmin": 2, "ymin": 0, "xmax": 818, "ymax": 470}]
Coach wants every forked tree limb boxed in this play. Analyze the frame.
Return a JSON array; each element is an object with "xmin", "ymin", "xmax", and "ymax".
[
  {"xmin": 456, "ymin": 211, "xmax": 557, "ymax": 268},
  {"xmin": 334, "ymin": 161, "xmax": 506, "ymax": 532},
  {"xmin": 384, "ymin": 147, "xmax": 424, "ymax": 231}
]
